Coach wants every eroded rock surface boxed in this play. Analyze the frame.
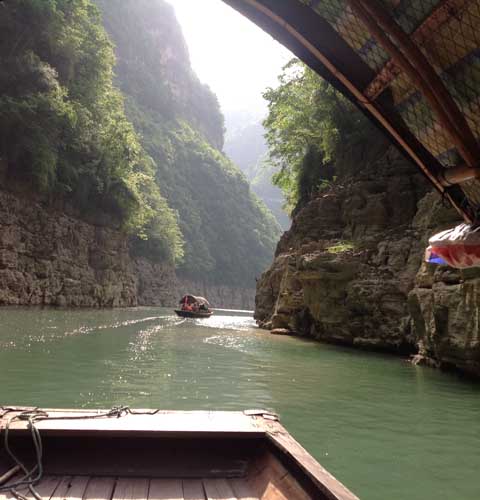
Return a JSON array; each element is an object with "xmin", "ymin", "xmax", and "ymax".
[
  {"xmin": 0, "ymin": 189, "xmax": 176, "ymax": 307},
  {"xmin": 0, "ymin": 189, "xmax": 255, "ymax": 310},
  {"xmin": 408, "ymin": 194, "xmax": 480, "ymax": 377},
  {"xmin": 255, "ymin": 139, "xmax": 480, "ymax": 376}
]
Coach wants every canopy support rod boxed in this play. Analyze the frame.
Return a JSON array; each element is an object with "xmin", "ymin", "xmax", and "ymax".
[
  {"xmin": 439, "ymin": 165, "xmax": 480, "ymax": 187},
  {"xmin": 350, "ymin": 0, "xmax": 480, "ymax": 170}
]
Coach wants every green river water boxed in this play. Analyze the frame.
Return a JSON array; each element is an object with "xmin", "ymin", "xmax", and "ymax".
[{"xmin": 0, "ymin": 307, "xmax": 479, "ymax": 499}]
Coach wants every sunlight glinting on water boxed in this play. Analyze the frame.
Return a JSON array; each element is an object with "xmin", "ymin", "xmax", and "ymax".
[
  {"xmin": 195, "ymin": 313, "xmax": 256, "ymax": 331},
  {"xmin": 1, "ymin": 306, "xmax": 480, "ymax": 500}
]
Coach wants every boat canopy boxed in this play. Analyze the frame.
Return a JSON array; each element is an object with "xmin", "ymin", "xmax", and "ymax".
[
  {"xmin": 179, "ymin": 295, "xmax": 210, "ymax": 307},
  {"xmin": 224, "ymin": 0, "xmax": 480, "ymax": 225}
]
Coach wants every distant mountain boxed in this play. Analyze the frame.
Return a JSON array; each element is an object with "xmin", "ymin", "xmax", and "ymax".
[
  {"xmin": 96, "ymin": 0, "xmax": 282, "ymax": 287},
  {"xmin": 224, "ymin": 114, "xmax": 290, "ymax": 230},
  {"xmin": 225, "ymin": 122, "xmax": 266, "ymax": 179}
]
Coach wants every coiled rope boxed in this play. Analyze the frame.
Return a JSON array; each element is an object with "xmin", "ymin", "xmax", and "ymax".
[{"xmin": 0, "ymin": 406, "xmax": 161, "ymax": 500}]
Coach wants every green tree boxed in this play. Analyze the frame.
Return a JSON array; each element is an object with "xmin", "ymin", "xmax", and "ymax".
[
  {"xmin": 263, "ymin": 59, "xmax": 371, "ymax": 209},
  {"xmin": 0, "ymin": 0, "xmax": 183, "ymax": 263},
  {"xmin": 96, "ymin": 0, "xmax": 281, "ymax": 287}
]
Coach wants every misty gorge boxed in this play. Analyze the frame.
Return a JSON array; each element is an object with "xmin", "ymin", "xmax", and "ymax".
[{"xmin": 1, "ymin": 2, "xmax": 480, "ymax": 500}]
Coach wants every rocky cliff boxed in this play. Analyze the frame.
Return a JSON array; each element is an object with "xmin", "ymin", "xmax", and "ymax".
[
  {"xmin": 0, "ymin": 187, "xmax": 254, "ymax": 309},
  {"xmin": 255, "ymin": 137, "xmax": 480, "ymax": 377},
  {"xmin": 0, "ymin": 188, "xmax": 176, "ymax": 307},
  {"xmin": 409, "ymin": 195, "xmax": 480, "ymax": 377},
  {"xmin": 96, "ymin": 0, "xmax": 281, "ymax": 289},
  {"xmin": 0, "ymin": 0, "xmax": 279, "ymax": 310}
]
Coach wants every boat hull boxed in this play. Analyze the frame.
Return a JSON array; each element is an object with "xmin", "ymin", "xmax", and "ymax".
[
  {"xmin": 174, "ymin": 309, "xmax": 213, "ymax": 318},
  {"xmin": 0, "ymin": 408, "xmax": 359, "ymax": 500}
]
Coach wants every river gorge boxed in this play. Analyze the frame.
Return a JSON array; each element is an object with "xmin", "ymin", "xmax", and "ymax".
[
  {"xmin": 1, "ymin": 307, "xmax": 479, "ymax": 500},
  {"xmin": 2, "ymin": 2, "xmax": 480, "ymax": 499}
]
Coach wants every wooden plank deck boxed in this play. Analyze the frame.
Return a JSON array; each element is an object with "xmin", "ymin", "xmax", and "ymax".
[
  {"xmin": 0, "ymin": 409, "xmax": 360, "ymax": 500},
  {"xmin": 0, "ymin": 476, "xmax": 259, "ymax": 500}
]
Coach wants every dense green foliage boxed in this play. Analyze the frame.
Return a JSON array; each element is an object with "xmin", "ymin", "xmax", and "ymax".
[
  {"xmin": 96, "ymin": 0, "xmax": 281, "ymax": 286},
  {"xmin": 0, "ymin": 0, "xmax": 183, "ymax": 263},
  {"xmin": 95, "ymin": 0, "xmax": 225, "ymax": 151},
  {"xmin": 263, "ymin": 59, "xmax": 372, "ymax": 209},
  {"xmin": 0, "ymin": 0, "xmax": 280, "ymax": 282}
]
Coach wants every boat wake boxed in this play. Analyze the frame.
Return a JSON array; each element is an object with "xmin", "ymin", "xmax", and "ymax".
[{"xmin": 64, "ymin": 316, "xmax": 167, "ymax": 337}]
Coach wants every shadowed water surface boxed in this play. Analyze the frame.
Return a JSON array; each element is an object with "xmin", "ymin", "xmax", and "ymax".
[{"xmin": 0, "ymin": 307, "xmax": 479, "ymax": 500}]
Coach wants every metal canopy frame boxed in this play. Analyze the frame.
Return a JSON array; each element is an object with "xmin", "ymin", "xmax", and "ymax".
[{"xmin": 224, "ymin": 0, "xmax": 480, "ymax": 222}]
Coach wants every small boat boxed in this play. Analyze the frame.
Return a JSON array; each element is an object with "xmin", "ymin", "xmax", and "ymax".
[
  {"xmin": 175, "ymin": 295, "xmax": 213, "ymax": 319},
  {"xmin": 0, "ymin": 407, "xmax": 359, "ymax": 500}
]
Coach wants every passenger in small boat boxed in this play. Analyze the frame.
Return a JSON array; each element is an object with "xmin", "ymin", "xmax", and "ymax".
[{"xmin": 182, "ymin": 301, "xmax": 193, "ymax": 312}]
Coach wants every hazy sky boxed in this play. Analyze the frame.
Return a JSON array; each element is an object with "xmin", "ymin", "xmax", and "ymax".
[{"xmin": 171, "ymin": 0, "xmax": 292, "ymax": 117}]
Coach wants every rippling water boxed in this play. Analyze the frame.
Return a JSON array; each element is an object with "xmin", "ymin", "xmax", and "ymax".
[{"xmin": 0, "ymin": 307, "xmax": 479, "ymax": 500}]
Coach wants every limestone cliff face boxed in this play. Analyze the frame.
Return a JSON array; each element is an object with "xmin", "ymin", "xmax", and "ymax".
[
  {"xmin": 408, "ymin": 194, "xmax": 480, "ymax": 377},
  {"xmin": 134, "ymin": 258, "xmax": 177, "ymax": 306},
  {"xmin": 255, "ymin": 137, "xmax": 480, "ymax": 376},
  {"xmin": 0, "ymin": 189, "xmax": 176, "ymax": 307},
  {"xmin": 256, "ymin": 137, "xmax": 428, "ymax": 351},
  {"xmin": 0, "ymin": 188, "xmax": 254, "ymax": 310}
]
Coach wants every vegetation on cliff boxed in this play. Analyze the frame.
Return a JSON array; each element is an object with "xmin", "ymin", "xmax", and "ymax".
[
  {"xmin": 96, "ymin": 0, "xmax": 281, "ymax": 286},
  {"xmin": 0, "ymin": 0, "xmax": 280, "ymax": 285},
  {"xmin": 0, "ymin": 0, "xmax": 183, "ymax": 263},
  {"xmin": 263, "ymin": 59, "xmax": 372, "ymax": 210}
]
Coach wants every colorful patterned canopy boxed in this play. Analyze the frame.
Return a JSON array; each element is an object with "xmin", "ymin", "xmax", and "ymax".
[{"xmin": 225, "ymin": 0, "xmax": 480, "ymax": 222}]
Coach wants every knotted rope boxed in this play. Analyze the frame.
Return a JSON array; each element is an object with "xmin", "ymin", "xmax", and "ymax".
[{"xmin": 0, "ymin": 406, "xmax": 161, "ymax": 500}]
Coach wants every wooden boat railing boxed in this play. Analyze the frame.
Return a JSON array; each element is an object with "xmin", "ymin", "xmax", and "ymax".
[{"xmin": 0, "ymin": 407, "xmax": 359, "ymax": 500}]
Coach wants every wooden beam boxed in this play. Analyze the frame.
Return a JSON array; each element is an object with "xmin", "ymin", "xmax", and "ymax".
[
  {"xmin": 365, "ymin": 0, "xmax": 469, "ymax": 100},
  {"xmin": 353, "ymin": 0, "xmax": 480, "ymax": 169},
  {"xmin": 262, "ymin": 419, "xmax": 359, "ymax": 500},
  {"xmin": 0, "ymin": 409, "xmax": 265, "ymax": 437}
]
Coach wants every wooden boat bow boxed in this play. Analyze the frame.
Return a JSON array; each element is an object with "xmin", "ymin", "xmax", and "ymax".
[{"xmin": 0, "ymin": 407, "xmax": 359, "ymax": 500}]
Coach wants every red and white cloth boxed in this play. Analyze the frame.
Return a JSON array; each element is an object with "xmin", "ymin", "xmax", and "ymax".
[{"xmin": 426, "ymin": 223, "xmax": 480, "ymax": 268}]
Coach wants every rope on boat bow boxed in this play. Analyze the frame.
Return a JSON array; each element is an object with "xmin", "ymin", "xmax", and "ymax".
[{"xmin": 0, "ymin": 406, "xmax": 161, "ymax": 500}]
